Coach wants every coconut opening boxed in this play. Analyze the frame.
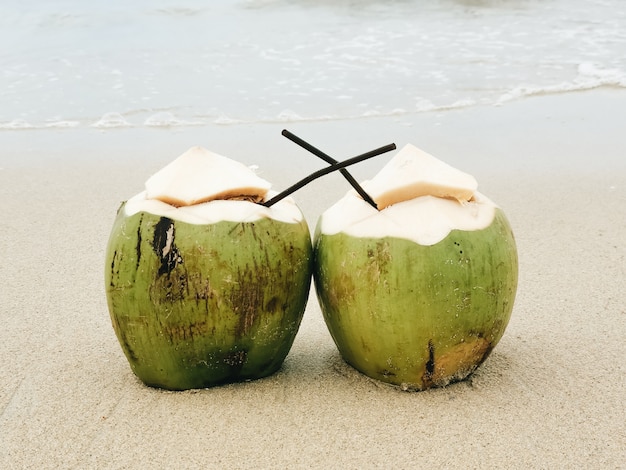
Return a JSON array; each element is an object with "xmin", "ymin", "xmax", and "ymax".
[
  {"xmin": 144, "ymin": 146, "xmax": 272, "ymax": 207},
  {"xmin": 125, "ymin": 146, "xmax": 303, "ymax": 224},
  {"xmin": 320, "ymin": 144, "xmax": 496, "ymax": 245},
  {"xmin": 361, "ymin": 144, "xmax": 478, "ymax": 210}
]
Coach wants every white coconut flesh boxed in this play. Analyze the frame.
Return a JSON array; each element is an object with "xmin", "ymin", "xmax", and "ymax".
[
  {"xmin": 124, "ymin": 146, "xmax": 304, "ymax": 224},
  {"xmin": 320, "ymin": 144, "xmax": 497, "ymax": 246},
  {"xmin": 362, "ymin": 144, "xmax": 478, "ymax": 208}
]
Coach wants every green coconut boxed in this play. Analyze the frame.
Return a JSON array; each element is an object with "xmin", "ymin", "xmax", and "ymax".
[
  {"xmin": 105, "ymin": 147, "xmax": 313, "ymax": 390},
  {"xmin": 314, "ymin": 144, "xmax": 518, "ymax": 390}
]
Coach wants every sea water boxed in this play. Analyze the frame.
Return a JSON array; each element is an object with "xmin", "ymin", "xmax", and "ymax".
[{"xmin": 0, "ymin": 0, "xmax": 625, "ymax": 131}]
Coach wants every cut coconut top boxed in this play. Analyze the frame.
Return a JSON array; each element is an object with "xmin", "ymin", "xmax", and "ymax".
[
  {"xmin": 145, "ymin": 146, "xmax": 272, "ymax": 207},
  {"xmin": 361, "ymin": 144, "xmax": 478, "ymax": 209},
  {"xmin": 319, "ymin": 145, "xmax": 496, "ymax": 245},
  {"xmin": 125, "ymin": 146, "xmax": 304, "ymax": 224}
]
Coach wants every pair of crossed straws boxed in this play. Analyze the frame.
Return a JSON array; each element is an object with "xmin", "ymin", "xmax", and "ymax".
[{"xmin": 262, "ymin": 129, "xmax": 396, "ymax": 210}]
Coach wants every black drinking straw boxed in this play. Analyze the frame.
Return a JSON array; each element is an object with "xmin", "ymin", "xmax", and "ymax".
[
  {"xmin": 262, "ymin": 142, "xmax": 396, "ymax": 208},
  {"xmin": 281, "ymin": 129, "xmax": 379, "ymax": 210}
]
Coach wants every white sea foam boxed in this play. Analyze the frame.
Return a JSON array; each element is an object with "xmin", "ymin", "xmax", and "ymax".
[
  {"xmin": 213, "ymin": 115, "xmax": 244, "ymax": 125},
  {"xmin": 0, "ymin": 119, "xmax": 80, "ymax": 131},
  {"xmin": 497, "ymin": 63, "xmax": 626, "ymax": 105},
  {"xmin": 276, "ymin": 109, "xmax": 304, "ymax": 122},
  {"xmin": 45, "ymin": 120, "xmax": 80, "ymax": 129},
  {"xmin": 577, "ymin": 63, "xmax": 626, "ymax": 85},
  {"xmin": 144, "ymin": 112, "xmax": 205, "ymax": 128},
  {"xmin": 91, "ymin": 113, "xmax": 132, "ymax": 129},
  {"xmin": 363, "ymin": 109, "xmax": 381, "ymax": 117},
  {"xmin": 0, "ymin": 119, "xmax": 34, "ymax": 130}
]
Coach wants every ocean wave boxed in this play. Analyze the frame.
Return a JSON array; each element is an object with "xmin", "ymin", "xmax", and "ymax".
[
  {"xmin": 0, "ymin": 119, "xmax": 34, "ymax": 130},
  {"xmin": 1, "ymin": 73, "xmax": 624, "ymax": 133},
  {"xmin": 45, "ymin": 120, "xmax": 80, "ymax": 129},
  {"xmin": 0, "ymin": 119, "xmax": 80, "ymax": 130},
  {"xmin": 496, "ymin": 63, "xmax": 626, "ymax": 105},
  {"xmin": 213, "ymin": 115, "xmax": 245, "ymax": 125},
  {"xmin": 91, "ymin": 112, "xmax": 132, "ymax": 129},
  {"xmin": 144, "ymin": 112, "xmax": 206, "ymax": 128}
]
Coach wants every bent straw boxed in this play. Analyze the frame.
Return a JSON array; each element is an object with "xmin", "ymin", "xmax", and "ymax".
[
  {"xmin": 262, "ymin": 142, "xmax": 396, "ymax": 208},
  {"xmin": 281, "ymin": 129, "xmax": 379, "ymax": 210}
]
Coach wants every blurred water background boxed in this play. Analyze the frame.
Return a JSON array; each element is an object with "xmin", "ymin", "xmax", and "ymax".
[{"xmin": 0, "ymin": 0, "xmax": 624, "ymax": 131}]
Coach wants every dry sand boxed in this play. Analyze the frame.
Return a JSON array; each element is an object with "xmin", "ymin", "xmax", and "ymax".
[{"xmin": 0, "ymin": 90, "xmax": 625, "ymax": 468}]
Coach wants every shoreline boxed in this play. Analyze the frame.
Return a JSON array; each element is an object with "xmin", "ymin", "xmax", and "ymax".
[
  {"xmin": 2, "ymin": 87, "xmax": 624, "ymax": 165},
  {"xmin": 1, "ymin": 89, "xmax": 625, "ymax": 468}
]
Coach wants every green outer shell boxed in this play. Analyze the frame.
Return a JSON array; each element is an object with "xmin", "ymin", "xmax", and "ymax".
[
  {"xmin": 105, "ymin": 204, "xmax": 313, "ymax": 390},
  {"xmin": 313, "ymin": 208, "xmax": 518, "ymax": 390}
]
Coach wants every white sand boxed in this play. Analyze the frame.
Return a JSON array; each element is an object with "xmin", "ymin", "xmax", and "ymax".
[{"xmin": 0, "ymin": 90, "xmax": 624, "ymax": 468}]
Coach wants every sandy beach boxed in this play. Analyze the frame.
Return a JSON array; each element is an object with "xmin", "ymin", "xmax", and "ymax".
[{"xmin": 1, "ymin": 89, "xmax": 625, "ymax": 468}]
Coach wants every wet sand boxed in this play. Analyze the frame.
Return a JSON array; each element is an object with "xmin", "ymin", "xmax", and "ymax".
[{"xmin": 1, "ymin": 89, "xmax": 624, "ymax": 468}]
